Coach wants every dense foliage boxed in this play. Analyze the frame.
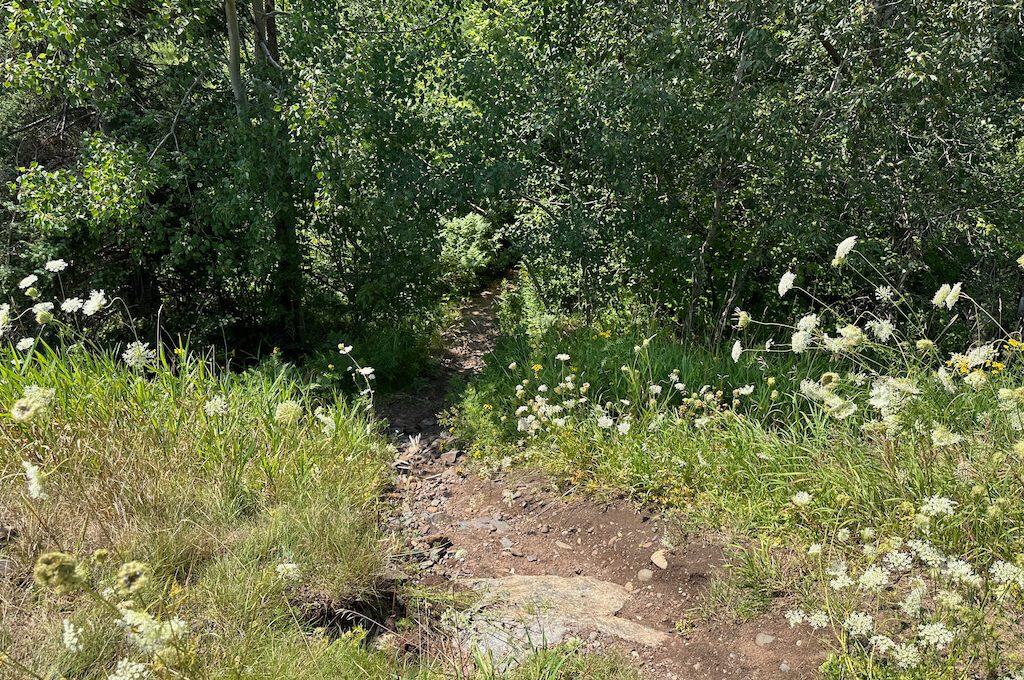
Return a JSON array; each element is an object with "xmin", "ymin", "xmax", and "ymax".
[{"xmin": 3, "ymin": 0, "xmax": 1023, "ymax": 350}]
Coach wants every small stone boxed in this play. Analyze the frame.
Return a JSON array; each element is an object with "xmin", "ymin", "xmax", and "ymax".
[
  {"xmin": 755, "ymin": 632, "xmax": 775, "ymax": 647},
  {"xmin": 637, "ymin": 568, "xmax": 654, "ymax": 582},
  {"xmin": 650, "ymin": 550, "xmax": 669, "ymax": 570},
  {"xmin": 500, "ymin": 537, "xmax": 514, "ymax": 549},
  {"xmin": 526, "ymin": 555, "xmax": 538, "ymax": 562},
  {"xmin": 555, "ymin": 541, "xmax": 573, "ymax": 550},
  {"xmin": 780, "ymin": 662, "xmax": 791, "ymax": 673},
  {"xmin": 453, "ymin": 549, "xmax": 467, "ymax": 560}
]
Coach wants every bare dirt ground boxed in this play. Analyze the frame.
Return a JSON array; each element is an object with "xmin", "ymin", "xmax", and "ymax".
[{"xmin": 377, "ymin": 286, "xmax": 825, "ymax": 678}]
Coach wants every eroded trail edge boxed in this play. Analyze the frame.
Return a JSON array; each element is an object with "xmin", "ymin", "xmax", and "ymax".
[{"xmin": 377, "ymin": 288, "xmax": 823, "ymax": 679}]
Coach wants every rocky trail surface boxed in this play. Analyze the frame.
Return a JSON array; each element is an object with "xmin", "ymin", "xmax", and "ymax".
[{"xmin": 376, "ymin": 287, "xmax": 824, "ymax": 678}]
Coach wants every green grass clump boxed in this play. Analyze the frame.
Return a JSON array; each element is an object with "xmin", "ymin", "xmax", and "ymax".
[{"xmin": 0, "ymin": 344, "xmax": 403, "ymax": 678}]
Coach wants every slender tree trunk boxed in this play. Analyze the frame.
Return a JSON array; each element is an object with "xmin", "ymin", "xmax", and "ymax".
[{"xmin": 224, "ymin": 0, "xmax": 246, "ymax": 120}]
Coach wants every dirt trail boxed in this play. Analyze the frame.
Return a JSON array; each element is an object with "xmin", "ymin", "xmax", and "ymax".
[{"xmin": 378, "ymin": 287, "xmax": 824, "ymax": 678}]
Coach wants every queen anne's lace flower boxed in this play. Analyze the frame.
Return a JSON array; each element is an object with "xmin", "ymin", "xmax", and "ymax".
[
  {"xmin": 276, "ymin": 562, "xmax": 301, "ymax": 581},
  {"xmin": 778, "ymin": 271, "xmax": 796, "ymax": 297},
  {"xmin": 22, "ymin": 460, "xmax": 47, "ymax": 500},
  {"xmin": 107, "ymin": 659, "xmax": 150, "ymax": 680},
  {"xmin": 791, "ymin": 491, "xmax": 813, "ymax": 507},
  {"xmin": 274, "ymin": 400, "xmax": 303, "ymax": 426},
  {"xmin": 930, "ymin": 425, "xmax": 963, "ymax": 447},
  {"xmin": 83, "ymin": 289, "xmax": 107, "ymax": 316},
  {"xmin": 833, "ymin": 236, "xmax": 858, "ymax": 265},
  {"xmin": 858, "ymin": 565, "xmax": 890, "ymax": 592},
  {"xmin": 731, "ymin": 340, "xmax": 743, "ymax": 363},
  {"xmin": 805, "ymin": 611, "xmax": 828, "ymax": 629},
  {"xmin": 18, "ymin": 274, "xmax": 38, "ymax": 289},
  {"xmin": 204, "ymin": 395, "xmax": 228, "ymax": 417},
  {"xmin": 891, "ymin": 643, "xmax": 922, "ymax": 669},
  {"xmin": 45, "ymin": 259, "xmax": 68, "ymax": 272},
  {"xmin": 920, "ymin": 496, "xmax": 956, "ymax": 517},
  {"xmin": 122, "ymin": 342, "xmax": 156, "ymax": 370},
  {"xmin": 843, "ymin": 611, "xmax": 874, "ymax": 637},
  {"xmin": 62, "ymin": 618, "xmax": 82, "ymax": 653},
  {"xmin": 791, "ymin": 330, "xmax": 811, "ymax": 353},
  {"xmin": 917, "ymin": 622, "xmax": 954, "ymax": 650},
  {"xmin": 866, "ymin": 319, "xmax": 894, "ymax": 342}
]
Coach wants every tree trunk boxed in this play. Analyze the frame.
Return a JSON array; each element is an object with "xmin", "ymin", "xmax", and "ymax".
[{"xmin": 224, "ymin": 0, "xmax": 246, "ymax": 120}]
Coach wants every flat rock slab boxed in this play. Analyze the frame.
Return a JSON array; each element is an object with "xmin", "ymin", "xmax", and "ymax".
[{"xmin": 460, "ymin": 574, "xmax": 667, "ymax": 665}]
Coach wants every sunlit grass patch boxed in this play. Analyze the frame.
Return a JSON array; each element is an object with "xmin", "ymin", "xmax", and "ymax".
[{"xmin": 0, "ymin": 345, "xmax": 399, "ymax": 678}]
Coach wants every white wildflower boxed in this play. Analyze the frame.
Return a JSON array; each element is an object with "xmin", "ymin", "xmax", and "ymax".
[
  {"xmin": 616, "ymin": 420, "xmax": 631, "ymax": 435},
  {"xmin": 930, "ymin": 425, "xmax": 963, "ymax": 447},
  {"xmin": 555, "ymin": 353, "xmax": 570, "ymax": 361},
  {"xmin": 937, "ymin": 367, "xmax": 957, "ymax": 393},
  {"xmin": 12, "ymin": 384, "xmax": 55, "ymax": 422},
  {"xmin": 884, "ymin": 551, "xmax": 913, "ymax": 572},
  {"xmin": 274, "ymin": 400, "xmax": 303, "ymax": 426},
  {"xmin": 62, "ymin": 618, "xmax": 82, "ymax": 653},
  {"xmin": 990, "ymin": 560, "xmax": 1024, "ymax": 588},
  {"xmin": 832, "ymin": 236, "xmax": 857, "ymax": 265},
  {"xmin": 118, "ymin": 608, "xmax": 185, "ymax": 655},
  {"xmin": 891, "ymin": 643, "xmax": 922, "ymax": 670},
  {"xmin": 869, "ymin": 635, "xmax": 896, "ymax": 654},
  {"xmin": 83, "ymin": 289, "xmax": 107, "ymax": 316},
  {"xmin": 204, "ymin": 395, "xmax": 228, "ymax": 417},
  {"xmin": 964, "ymin": 369, "xmax": 987, "ymax": 389},
  {"xmin": 22, "ymin": 461, "xmax": 47, "ymax": 500},
  {"xmin": 907, "ymin": 540, "xmax": 946, "ymax": 569},
  {"xmin": 16, "ymin": 337, "xmax": 34, "ymax": 351},
  {"xmin": 107, "ymin": 659, "xmax": 150, "ymax": 680},
  {"xmin": 276, "ymin": 562, "xmax": 301, "ymax": 581},
  {"xmin": 791, "ymin": 491, "xmax": 813, "ymax": 507},
  {"xmin": 807, "ymin": 543, "xmax": 822, "ymax": 556},
  {"xmin": 778, "ymin": 271, "xmax": 796, "ymax": 297},
  {"xmin": 785, "ymin": 610, "xmax": 806, "ymax": 627},
  {"xmin": 932, "ymin": 284, "xmax": 952, "ymax": 307},
  {"xmin": 60, "ymin": 297, "xmax": 83, "ymax": 313},
  {"xmin": 45, "ymin": 259, "xmax": 68, "ymax": 273},
  {"xmin": 917, "ymin": 622, "xmax": 954, "ymax": 650},
  {"xmin": 791, "ymin": 330, "xmax": 811, "ymax": 353},
  {"xmin": 858, "ymin": 565, "xmax": 891, "ymax": 592},
  {"xmin": 32, "ymin": 302, "xmax": 54, "ymax": 325},
  {"xmin": 920, "ymin": 496, "xmax": 956, "ymax": 517},
  {"xmin": 875, "ymin": 286, "xmax": 894, "ymax": 302},
  {"xmin": 866, "ymin": 319, "xmax": 894, "ymax": 342},
  {"xmin": 649, "ymin": 384, "xmax": 663, "ymax": 396},
  {"xmin": 942, "ymin": 558, "xmax": 982, "ymax": 588},
  {"xmin": 843, "ymin": 611, "xmax": 874, "ymax": 637},
  {"xmin": 596, "ymin": 415, "xmax": 614, "ymax": 429},
  {"xmin": 797, "ymin": 313, "xmax": 818, "ymax": 332},
  {"xmin": 807, "ymin": 611, "xmax": 828, "ymax": 630},
  {"xmin": 945, "ymin": 282, "xmax": 962, "ymax": 309},
  {"xmin": 731, "ymin": 340, "xmax": 743, "ymax": 363},
  {"xmin": 338, "ymin": 344, "xmax": 353, "ymax": 354},
  {"xmin": 122, "ymin": 342, "xmax": 156, "ymax": 370},
  {"xmin": 18, "ymin": 274, "xmax": 38, "ymax": 289}
]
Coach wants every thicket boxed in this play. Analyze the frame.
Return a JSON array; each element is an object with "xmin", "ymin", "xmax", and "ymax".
[{"xmin": 3, "ymin": 0, "xmax": 1022, "ymax": 364}]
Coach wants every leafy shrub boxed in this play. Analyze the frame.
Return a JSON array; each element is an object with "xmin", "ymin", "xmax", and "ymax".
[{"xmin": 441, "ymin": 213, "xmax": 501, "ymax": 293}]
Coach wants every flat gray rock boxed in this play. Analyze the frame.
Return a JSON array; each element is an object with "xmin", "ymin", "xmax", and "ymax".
[{"xmin": 458, "ymin": 574, "xmax": 667, "ymax": 668}]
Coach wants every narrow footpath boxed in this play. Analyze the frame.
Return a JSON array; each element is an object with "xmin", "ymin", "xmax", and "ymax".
[{"xmin": 377, "ymin": 286, "xmax": 823, "ymax": 679}]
